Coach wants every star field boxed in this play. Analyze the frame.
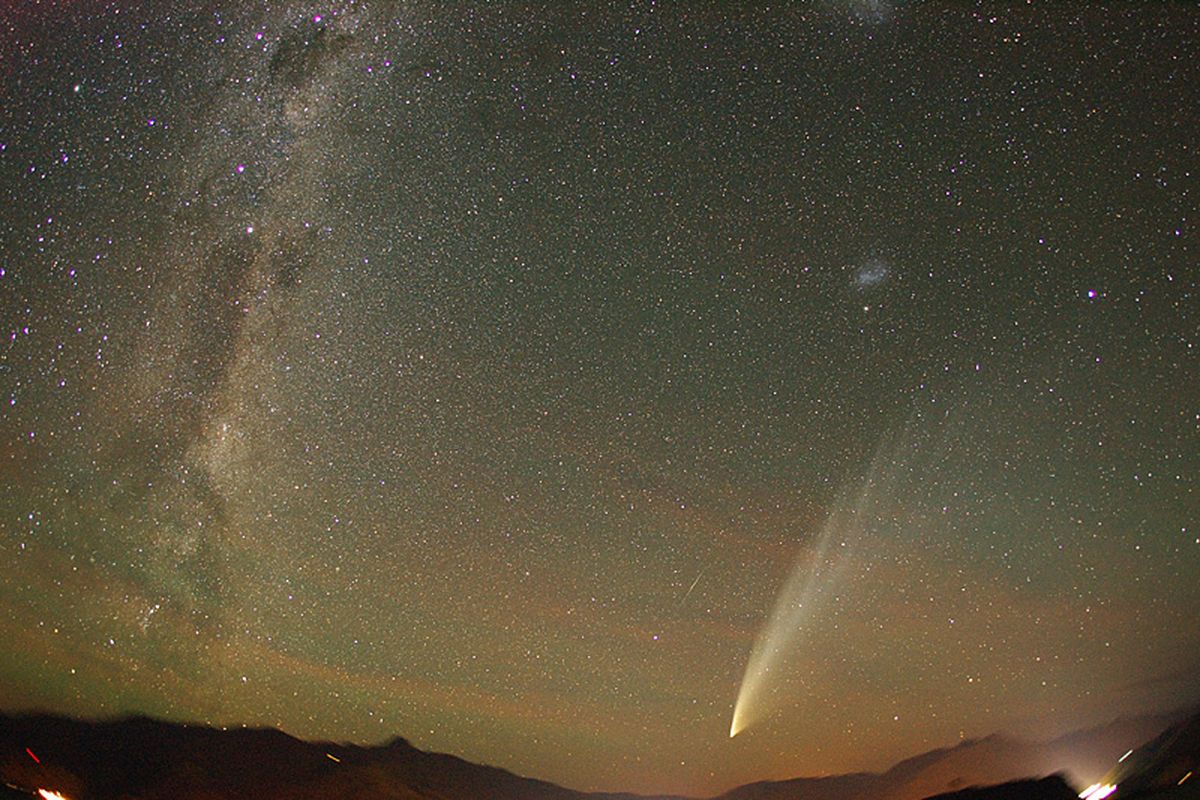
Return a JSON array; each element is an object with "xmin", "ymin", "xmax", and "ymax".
[{"xmin": 1, "ymin": 3, "xmax": 1197, "ymax": 795}]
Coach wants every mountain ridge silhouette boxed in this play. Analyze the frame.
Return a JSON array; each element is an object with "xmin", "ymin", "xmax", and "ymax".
[{"xmin": 0, "ymin": 708, "xmax": 1190, "ymax": 800}]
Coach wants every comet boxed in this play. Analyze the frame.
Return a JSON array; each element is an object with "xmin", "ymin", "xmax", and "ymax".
[
  {"xmin": 729, "ymin": 429, "xmax": 910, "ymax": 738},
  {"xmin": 728, "ymin": 501, "xmax": 853, "ymax": 737}
]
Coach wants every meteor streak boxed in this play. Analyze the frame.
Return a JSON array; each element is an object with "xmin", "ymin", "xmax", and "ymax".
[{"xmin": 680, "ymin": 568, "xmax": 706, "ymax": 607}]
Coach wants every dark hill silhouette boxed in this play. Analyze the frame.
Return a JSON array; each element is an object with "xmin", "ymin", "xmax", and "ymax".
[
  {"xmin": 713, "ymin": 773, "xmax": 881, "ymax": 800},
  {"xmin": 922, "ymin": 775, "xmax": 1078, "ymax": 800},
  {"xmin": 0, "ymin": 710, "xmax": 1189, "ymax": 800},
  {"xmin": 713, "ymin": 713, "xmax": 1187, "ymax": 800},
  {"xmin": 1092, "ymin": 710, "xmax": 1200, "ymax": 800},
  {"xmin": 0, "ymin": 713, "xmax": 681, "ymax": 800}
]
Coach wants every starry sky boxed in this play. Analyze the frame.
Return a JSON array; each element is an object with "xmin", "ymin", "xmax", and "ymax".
[{"xmin": 1, "ymin": 2, "xmax": 1197, "ymax": 795}]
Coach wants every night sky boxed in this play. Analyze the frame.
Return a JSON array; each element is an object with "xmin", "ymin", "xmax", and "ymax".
[{"xmin": 1, "ymin": 2, "xmax": 1197, "ymax": 795}]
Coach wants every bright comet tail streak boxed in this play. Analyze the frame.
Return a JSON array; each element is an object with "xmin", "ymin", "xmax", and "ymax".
[
  {"xmin": 729, "ymin": 504, "xmax": 854, "ymax": 737},
  {"xmin": 729, "ymin": 430, "xmax": 910, "ymax": 738}
]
